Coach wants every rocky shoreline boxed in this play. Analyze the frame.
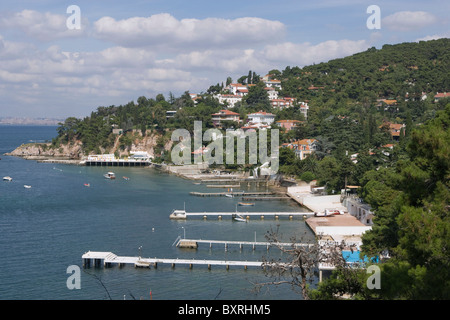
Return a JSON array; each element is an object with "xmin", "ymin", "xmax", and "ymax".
[{"xmin": 5, "ymin": 141, "xmax": 83, "ymax": 160}]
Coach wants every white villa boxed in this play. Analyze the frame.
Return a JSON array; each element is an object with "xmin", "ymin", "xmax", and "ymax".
[
  {"xmin": 247, "ymin": 111, "xmax": 276, "ymax": 125},
  {"xmin": 213, "ymin": 94, "xmax": 242, "ymax": 108}
]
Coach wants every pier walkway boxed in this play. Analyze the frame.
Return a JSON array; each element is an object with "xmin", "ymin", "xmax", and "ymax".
[
  {"xmin": 82, "ymin": 251, "xmax": 263, "ymax": 270},
  {"xmin": 189, "ymin": 191, "xmax": 274, "ymax": 197},
  {"xmin": 176, "ymin": 238, "xmax": 314, "ymax": 250},
  {"xmin": 169, "ymin": 210, "xmax": 314, "ymax": 220}
]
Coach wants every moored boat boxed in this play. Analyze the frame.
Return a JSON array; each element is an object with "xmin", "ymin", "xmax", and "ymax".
[
  {"xmin": 3, "ymin": 176, "xmax": 12, "ymax": 181},
  {"xmin": 232, "ymin": 214, "xmax": 247, "ymax": 222},
  {"xmin": 238, "ymin": 202, "xmax": 255, "ymax": 206},
  {"xmin": 104, "ymin": 172, "xmax": 116, "ymax": 179}
]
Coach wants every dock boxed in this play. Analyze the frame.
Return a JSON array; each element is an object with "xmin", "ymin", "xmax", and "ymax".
[
  {"xmin": 81, "ymin": 159, "xmax": 151, "ymax": 167},
  {"xmin": 199, "ymin": 178, "xmax": 267, "ymax": 183},
  {"xmin": 82, "ymin": 251, "xmax": 263, "ymax": 270},
  {"xmin": 189, "ymin": 191, "xmax": 274, "ymax": 197},
  {"xmin": 176, "ymin": 238, "xmax": 314, "ymax": 250},
  {"xmin": 241, "ymin": 196, "xmax": 291, "ymax": 201},
  {"xmin": 169, "ymin": 209, "xmax": 313, "ymax": 220},
  {"xmin": 206, "ymin": 184, "xmax": 241, "ymax": 188}
]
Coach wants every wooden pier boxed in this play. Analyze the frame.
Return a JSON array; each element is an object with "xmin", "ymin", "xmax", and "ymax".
[
  {"xmin": 81, "ymin": 251, "xmax": 263, "ymax": 270},
  {"xmin": 169, "ymin": 209, "xmax": 314, "ymax": 220},
  {"xmin": 177, "ymin": 238, "xmax": 314, "ymax": 250}
]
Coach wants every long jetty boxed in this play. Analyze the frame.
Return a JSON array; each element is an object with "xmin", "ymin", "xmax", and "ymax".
[
  {"xmin": 169, "ymin": 209, "xmax": 314, "ymax": 220},
  {"xmin": 190, "ymin": 191, "xmax": 274, "ymax": 197},
  {"xmin": 176, "ymin": 238, "xmax": 314, "ymax": 250},
  {"xmin": 82, "ymin": 251, "xmax": 262, "ymax": 270}
]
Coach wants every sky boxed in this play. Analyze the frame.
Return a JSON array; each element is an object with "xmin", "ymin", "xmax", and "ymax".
[{"xmin": 0, "ymin": 0, "xmax": 449, "ymax": 119}]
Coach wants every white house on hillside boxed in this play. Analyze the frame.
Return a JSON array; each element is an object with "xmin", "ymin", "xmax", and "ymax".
[
  {"xmin": 247, "ymin": 111, "xmax": 276, "ymax": 125},
  {"xmin": 213, "ymin": 94, "xmax": 242, "ymax": 108}
]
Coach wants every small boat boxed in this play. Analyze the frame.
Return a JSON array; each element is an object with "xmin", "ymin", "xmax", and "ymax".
[
  {"xmin": 225, "ymin": 194, "xmax": 233, "ymax": 198},
  {"xmin": 3, "ymin": 176, "xmax": 12, "ymax": 182},
  {"xmin": 104, "ymin": 172, "xmax": 116, "ymax": 179},
  {"xmin": 238, "ymin": 202, "xmax": 255, "ymax": 206},
  {"xmin": 232, "ymin": 214, "xmax": 247, "ymax": 222},
  {"xmin": 326, "ymin": 209, "xmax": 344, "ymax": 215},
  {"xmin": 123, "ymin": 176, "xmax": 130, "ymax": 180},
  {"xmin": 24, "ymin": 185, "xmax": 32, "ymax": 189},
  {"xmin": 84, "ymin": 183, "xmax": 90, "ymax": 187},
  {"xmin": 314, "ymin": 209, "xmax": 344, "ymax": 217},
  {"xmin": 169, "ymin": 209, "xmax": 187, "ymax": 219}
]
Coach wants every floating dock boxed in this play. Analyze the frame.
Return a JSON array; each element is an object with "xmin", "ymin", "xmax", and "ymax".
[
  {"xmin": 169, "ymin": 209, "xmax": 314, "ymax": 220},
  {"xmin": 82, "ymin": 251, "xmax": 263, "ymax": 270}
]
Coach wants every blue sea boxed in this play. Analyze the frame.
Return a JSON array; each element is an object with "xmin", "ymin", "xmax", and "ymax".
[{"xmin": 0, "ymin": 126, "xmax": 314, "ymax": 300}]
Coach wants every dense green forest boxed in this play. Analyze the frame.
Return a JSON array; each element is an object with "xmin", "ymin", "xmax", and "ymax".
[
  {"xmin": 53, "ymin": 38, "xmax": 450, "ymax": 299},
  {"xmin": 310, "ymin": 104, "xmax": 449, "ymax": 299}
]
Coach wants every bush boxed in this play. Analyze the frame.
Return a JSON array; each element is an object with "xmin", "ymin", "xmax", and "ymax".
[{"xmin": 300, "ymin": 171, "xmax": 315, "ymax": 183}]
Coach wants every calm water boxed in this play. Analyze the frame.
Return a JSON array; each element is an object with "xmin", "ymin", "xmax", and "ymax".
[{"xmin": 0, "ymin": 126, "xmax": 314, "ymax": 300}]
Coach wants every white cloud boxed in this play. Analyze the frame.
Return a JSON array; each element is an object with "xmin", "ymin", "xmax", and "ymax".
[
  {"xmin": 416, "ymin": 32, "xmax": 450, "ymax": 42},
  {"xmin": 383, "ymin": 11, "xmax": 438, "ymax": 31},
  {"xmin": 93, "ymin": 13, "xmax": 285, "ymax": 49},
  {"xmin": 0, "ymin": 9, "xmax": 87, "ymax": 41},
  {"xmin": 262, "ymin": 39, "xmax": 370, "ymax": 66}
]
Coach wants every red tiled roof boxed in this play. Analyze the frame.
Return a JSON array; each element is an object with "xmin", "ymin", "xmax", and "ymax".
[
  {"xmin": 248, "ymin": 111, "xmax": 275, "ymax": 116},
  {"xmin": 212, "ymin": 110, "xmax": 240, "ymax": 116}
]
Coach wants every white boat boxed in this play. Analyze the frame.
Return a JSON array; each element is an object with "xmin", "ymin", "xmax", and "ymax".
[
  {"xmin": 3, "ymin": 176, "xmax": 12, "ymax": 181},
  {"xmin": 24, "ymin": 185, "xmax": 32, "ymax": 189},
  {"xmin": 314, "ymin": 209, "xmax": 345, "ymax": 217},
  {"xmin": 325, "ymin": 208, "xmax": 344, "ymax": 215},
  {"xmin": 225, "ymin": 194, "xmax": 233, "ymax": 198},
  {"xmin": 169, "ymin": 209, "xmax": 187, "ymax": 219},
  {"xmin": 104, "ymin": 172, "xmax": 116, "ymax": 179},
  {"xmin": 238, "ymin": 202, "xmax": 255, "ymax": 206},
  {"xmin": 232, "ymin": 214, "xmax": 247, "ymax": 222}
]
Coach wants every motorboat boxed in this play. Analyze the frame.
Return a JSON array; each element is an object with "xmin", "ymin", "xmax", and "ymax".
[
  {"xmin": 225, "ymin": 194, "xmax": 233, "ymax": 198},
  {"xmin": 3, "ymin": 176, "xmax": 12, "ymax": 181},
  {"xmin": 238, "ymin": 202, "xmax": 255, "ymax": 206},
  {"xmin": 123, "ymin": 176, "xmax": 130, "ymax": 180},
  {"xmin": 325, "ymin": 209, "xmax": 344, "ymax": 215},
  {"xmin": 104, "ymin": 172, "xmax": 116, "ymax": 179},
  {"xmin": 24, "ymin": 185, "xmax": 32, "ymax": 189},
  {"xmin": 169, "ymin": 209, "xmax": 187, "ymax": 220},
  {"xmin": 84, "ymin": 183, "xmax": 90, "ymax": 187},
  {"xmin": 314, "ymin": 209, "xmax": 345, "ymax": 217},
  {"xmin": 232, "ymin": 214, "xmax": 247, "ymax": 222}
]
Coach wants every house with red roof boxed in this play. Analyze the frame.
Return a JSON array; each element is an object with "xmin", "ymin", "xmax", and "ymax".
[
  {"xmin": 211, "ymin": 109, "xmax": 240, "ymax": 126},
  {"xmin": 247, "ymin": 111, "xmax": 276, "ymax": 125},
  {"xmin": 276, "ymin": 120, "xmax": 302, "ymax": 131},
  {"xmin": 282, "ymin": 138, "xmax": 318, "ymax": 160},
  {"xmin": 434, "ymin": 92, "xmax": 450, "ymax": 102}
]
